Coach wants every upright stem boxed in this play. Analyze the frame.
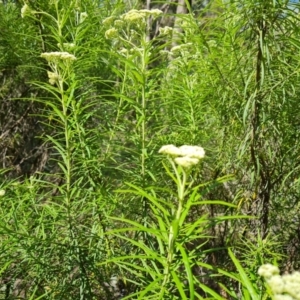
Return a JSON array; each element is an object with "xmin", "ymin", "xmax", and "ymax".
[
  {"xmin": 104, "ymin": 61, "xmax": 128, "ymax": 157},
  {"xmin": 160, "ymin": 162, "xmax": 187, "ymax": 297},
  {"xmin": 58, "ymin": 77, "xmax": 71, "ymax": 207},
  {"xmin": 141, "ymin": 33, "xmax": 149, "ymax": 223},
  {"xmin": 141, "ymin": 50, "xmax": 146, "ymax": 185}
]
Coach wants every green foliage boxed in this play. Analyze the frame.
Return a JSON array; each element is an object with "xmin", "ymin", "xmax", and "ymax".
[{"xmin": 1, "ymin": 0, "xmax": 300, "ymax": 299}]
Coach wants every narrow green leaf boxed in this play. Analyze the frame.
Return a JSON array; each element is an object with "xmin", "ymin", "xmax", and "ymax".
[
  {"xmin": 177, "ymin": 243, "xmax": 194, "ymax": 300},
  {"xmin": 228, "ymin": 248, "xmax": 259, "ymax": 300},
  {"xmin": 171, "ymin": 270, "xmax": 188, "ymax": 300},
  {"xmin": 198, "ymin": 282, "xmax": 224, "ymax": 300}
]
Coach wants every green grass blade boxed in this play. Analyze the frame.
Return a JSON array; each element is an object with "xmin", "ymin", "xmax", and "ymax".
[
  {"xmin": 171, "ymin": 270, "xmax": 188, "ymax": 300},
  {"xmin": 228, "ymin": 248, "xmax": 259, "ymax": 300},
  {"xmin": 177, "ymin": 243, "xmax": 194, "ymax": 300}
]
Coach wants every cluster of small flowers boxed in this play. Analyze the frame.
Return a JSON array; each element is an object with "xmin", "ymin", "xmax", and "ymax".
[
  {"xmin": 103, "ymin": 9, "xmax": 163, "ymax": 40},
  {"xmin": 41, "ymin": 52, "xmax": 77, "ymax": 62},
  {"xmin": 114, "ymin": 19, "xmax": 125, "ymax": 28},
  {"xmin": 159, "ymin": 145, "xmax": 205, "ymax": 168},
  {"xmin": 258, "ymin": 264, "xmax": 300, "ymax": 300},
  {"xmin": 102, "ymin": 16, "xmax": 115, "ymax": 26},
  {"xmin": 105, "ymin": 28, "xmax": 119, "ymax": 40},
  {"xmin": 47, "ymin": 71, "xmax": 61, "ymax": 85},
  {"xmin": 122, "ymin": 9, "xmax": 147, "ymax": 23},
  {"xmin": 121, "ymin": 9, "xmax": 162, "ymax": 23}
]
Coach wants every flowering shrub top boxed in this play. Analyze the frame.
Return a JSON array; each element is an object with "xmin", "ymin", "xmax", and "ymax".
[
  {"xmin": 259, "ymin": 264, "xmax": 300, "ymax": 300},
  {"xmin": 159, "ymin": 144, "xmax": 205, "ymax": 168}
]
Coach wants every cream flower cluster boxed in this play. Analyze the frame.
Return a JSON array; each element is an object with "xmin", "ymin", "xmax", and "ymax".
[
  {"xmin": 258, "ymin": 264, "xmax": 300, "ymax": 300},
  {"xmin": 141, "ymin": 8, "xmax": 163, "ymax": 18},
  {"xmin": 159, "ymin": 145, "xmax": 205, "ymax": 168},
  {"xmin": 103, "ymin": 9, "xmax": 163, "ymax": 40},
  {"xmin": 41, "ymin": 52, "xmax": 77, "ymax": 62},
  {"xmin": 102, "ymin": 16, "xmax": 115, "ymax": 26},
  {"xmin": 105, "ymin": 28, "xmax": 118, "ymax": 40},
  {"xmin": 122, "ymin": 9, "xmax": 146, "ymax": 23},
  {"xmin": 47, "ymin": 71, "xmax": 61, "ymax": 85},
  {"xmin": 121, "ymin": 9, "xmax": 162, "ymax": 23}
]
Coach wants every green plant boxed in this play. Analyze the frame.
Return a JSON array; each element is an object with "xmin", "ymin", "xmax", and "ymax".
[
  {"xmin": 0, "ymin": 1, "xmax": 114, "ymax": 298},
  {"xmin": 99, "ymin": 144, "xmax": 250, "ymax": 299},
  {"xmin": 1, "ymin": 0, "xmax": 300, "ymax": 298},
  {"xmin": 258, "ymin": 263, "xmax": 300, "ymax": 300}
]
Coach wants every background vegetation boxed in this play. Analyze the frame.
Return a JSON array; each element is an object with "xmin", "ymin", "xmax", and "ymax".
[{"xmin": 0, "ymin": 0, "xmax": 300, "ymax": 299}]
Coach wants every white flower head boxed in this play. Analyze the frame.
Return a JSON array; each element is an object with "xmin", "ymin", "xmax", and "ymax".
[
  {"xmin": 159, "ymin": 145, "xmax": 205, "ymax": 159},
  {"xmin": 47, "ymin": 71, "xmax": 61, "ymax": 85},
  {"xmin": 41, "ymin": 52, "xmax": 76, "ymax": 62},
  {"xmin": 282, "ymin": 272, "xmax": 300, "ymax": 298},
  {"xmin": 121, "ymin": 9, "xmax": 147, "ymax": 25},
  {"xmin": 114, "ymin": 19, "xmax": 125, "ymax": 28},
  {"xmin": 102, "ymin": 16, "xmax": 115, "ymax": 26},
  {"xmin": 274, "ymin": 295, "xmax": 293, "ymax": 300},
  {"xmin": 159, "ymin": 145, "xmax": 182, "ymax": 156},
  {"xmin": 0, "ymin": 190, "xmax": 5, "ymax": 197},
  {"xmin": 179, "ymin": 145, "xmax": 205, "ymax": 159},
  {"xmin": 139, "ymin": 8, "xmax": 163, "ymax": 18},
  {"xmin": 174, "ymin": 157, "xmax": 199, "ymax": 168},
  {"xmin": 150, "ymin": 9, "xmax": 163, "ymax": 18},
  {"xmin": 60, "ymin": 52, "xmax": 76, "ymax": 61},
  {"xmin": 122, "ymin": 9, "xmax": 144, "ymax": 21},
  {"xmin": 266, "ymin": 275, "xmax": 285, "ymax": 294},
  {"xmin": 159, "ymin": 144, "xmax": 205, "ymax": 168},
  {"xmin": 258, "ymin": 264, "xmax": 280, "ymax": 278},
  {"xmin": 105, "ymin": 28, "xmax": 118, "ymax": 39}
]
